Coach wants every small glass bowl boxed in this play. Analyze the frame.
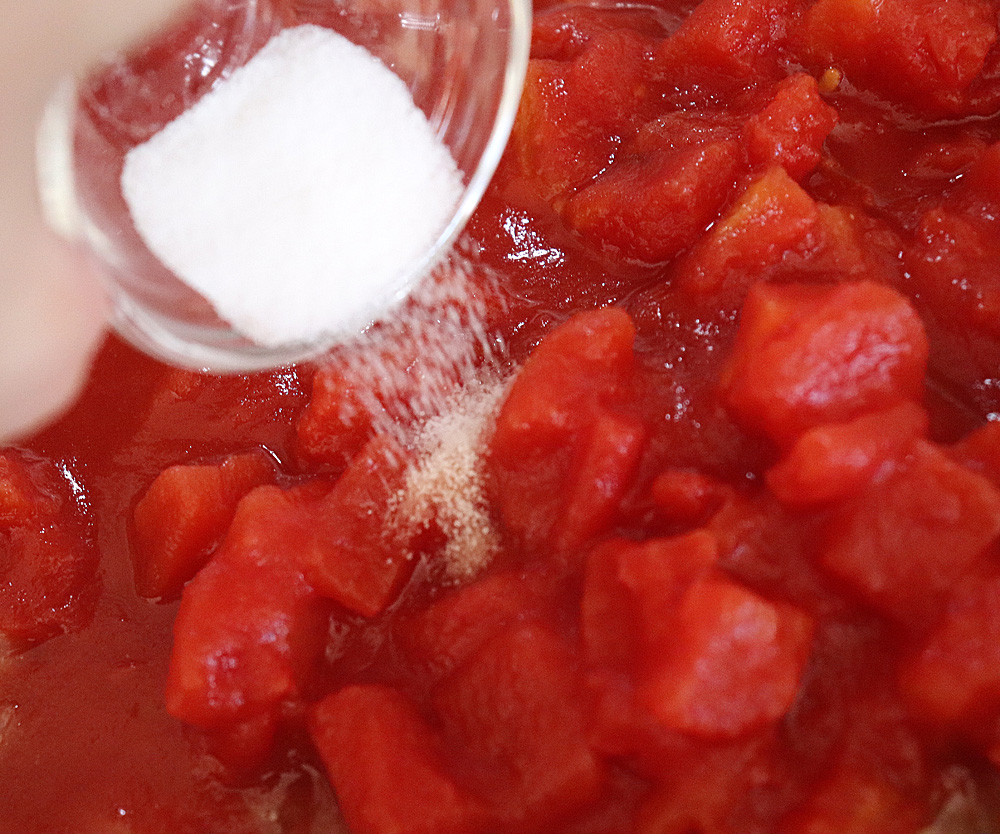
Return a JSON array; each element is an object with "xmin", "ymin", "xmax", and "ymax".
[{"xmin": 37, "ymin": 0, "xmax": 531, "ymax": 372}]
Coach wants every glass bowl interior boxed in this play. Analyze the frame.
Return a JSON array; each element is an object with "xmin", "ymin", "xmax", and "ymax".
[{"xmin": 37, "ymin": 0, "xmax": 531, "ymax": 372}]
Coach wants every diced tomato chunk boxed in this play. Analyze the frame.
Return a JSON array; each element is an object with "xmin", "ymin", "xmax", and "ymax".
[
  {"xmin": 951, "ymin": 420, "xmax": 1000, "ymax": 486},
  {"xmin": 166, "ymin": 486, "xmax": 329, "ymax": 732},
  {"xmin": 203, "ymin": 712, "xmax": 279, "ymax": 775},
  {"xmin": 766, "ymin": 402, "xmax": 929, "ymax": 506},
  {"xmin": 899, "ymin": 570, "xmax": 1000, "ymax": 728},
  {"xmin": 721, "ymin": 281, "xmax": 929, "ymax": 446},
  {"xmin": 310, "ymin": 685, "xmax": 490, "ymax": 834},
  {"xmin": 511, "ymin": 59, "xmax": 615, "ymax": 200},
  {"xmin": 563, "ymin": 141, "xmax": 742, "ymax": 262},
  {"xmin": 744, "ymin": 73, "xmax": 838, "ymax": 181},
  {"xmin": 581, "ymin": 532, "xmax": 718, "ymax": 671},
  {"xmin": 635, "ymin": 735, "xmax": 781, "ymax": 834},
  {"xmin": 656, "ymin": 0, "xmax": 798, "ymax": 96},
  {"xmin": 434, "ymin": 623, "xmax": 605, "ymax": 831},
  {"xmin": 0, "ymin": 452, "xmax": 97, "ymax": 643},
  {"xmin": 488, "ymin": 308, "xmax": 643, "ymax": 552},
  {"xmin": 650, "ymin": 469, "xmax": 727, "ymax": 525},
  {"xmin": 795, "ymin": 0, "xmax": 997, "ymax": 115},
  {"xmin": 491, "ymin": 308, "xmax": 636, "ymax": 457},
  {"xmin": 131, "ymin": 449, "xmax": 276, "ymax": 599},
  {"xmin": 0, "ymin": 455, "xmax": 58, "ymax": 524},
  {"xmin": 302, "ymin": 435, "xmax": 415, "ymax": 618},
  {"xmin": 399, "ymin": 568, "xmax": 555, "ymax": 676},
  {"xmin": 555, "ymin": 410, "xmax": 648, "ymax": 552},
  {"xmin": 779, "ymin": 763, "xmax": 928, "ymax": 834},
  {"xmin": 638, "ymin": 574, "xmax": 814, "ymax": 738},
  {"xmin": 820, "ymin": 441, "xmax": 1000, "ymax": 625},
  {"xmin": 295, "ymin": 362, "xmax": 382, "ymax": 469},
  {"xmin": 511, "ymin": 26, "xmax": 656, "ymax": 200},
  {"xmin": 677, "ymin": 167, "xmax": 820, "ymax": 298}
]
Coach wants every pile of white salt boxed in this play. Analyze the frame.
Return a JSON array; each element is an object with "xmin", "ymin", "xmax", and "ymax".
[{"xmin": 121, "ymin": 23, "xmax": 464, "ymax": 347}]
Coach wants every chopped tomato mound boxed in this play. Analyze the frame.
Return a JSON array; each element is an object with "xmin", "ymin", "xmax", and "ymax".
[
  {"xmin": 899, "ymin": 571, "xmax": 1000, "ymax": 729},
  {"xmin": 765, "ymin": 401, "xmax": 929, "ymax": 506},
  {"xmin": 676, "ymin": 166, "xmax": 820, "ymax": 298},
  {"xmin": 794, "ymin": 0, "xmax": 997, "ymax": 115},
  {"xmin": 309, "ymin": 685, "xmax": 490, "ymax": 834},
  {"xmin": 0, "ymin": 452, "xmax": 97, "ymax": 643},
  {"xmin": 721, "ymin": 281, "xmax": 929, "ymax": 446},
  {"xmin": 302, "ymin": 436, "xmax": 415, "ymax": 618},
  {"xmin": 820, "ymin": 441, "xmax": 1000, "ymax": 626},
  {"xmin": 434, "ymin": 623, "xmax": 605, "ymax": 832},
  {"xmin": 166, "ymin": 486, "xmax": 329, "ymax": 735},
  {"xmin": 744, "ymin": 73, "xmax": 839, "ymax": 181},
  {"xmin": 488, "ymin": 308, "xmax": 644, "ymax": 553},
  {"xmin": 131, "ymin": 449, "xmax": 277, "ymax": 599},
  {"xmin": 562, "ymin": 140, "xmax": 742, "ymax": 262},
  {"xmin": 638, "ymin": 574, "xmax": 814, "ymax": 739},
  {"xmin": 23, "ymin": 0, "xmax": 1000, "ymax": 830}
]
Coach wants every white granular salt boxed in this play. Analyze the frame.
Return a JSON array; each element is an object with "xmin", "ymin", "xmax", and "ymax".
[
  {"xmin": 121, "ymin": 24, "xmax": 464, "ymax": 347},
  {"xmin": 393, "ymin": 380, "xmax": 507, "ymax": 582}
]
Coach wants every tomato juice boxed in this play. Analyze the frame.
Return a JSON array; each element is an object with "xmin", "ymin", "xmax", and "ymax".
[{"xmin": 5, "ymin": 0, "xmax": 1000, "ymax": 832}]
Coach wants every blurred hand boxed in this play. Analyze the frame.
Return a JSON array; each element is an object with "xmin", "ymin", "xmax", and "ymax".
[{"xmin": 0, "ymin": 0, "xmax": 189, "ymax": 441}]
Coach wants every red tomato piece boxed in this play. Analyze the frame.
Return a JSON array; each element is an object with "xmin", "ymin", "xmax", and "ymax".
[
  {"xmin": 795, "ymin": 0, "xmax": 997, "ymax": 115},
  {"xmin": 821, "ymin": 440, "xmax": 1000, "ymax": 626},
  {"xmin": 295, "ymin": 361, "xmax": 382, "ymax": 469},
  {"xmin": 0, "ymin": 454, "xmax": 59, "ymax": 524},
  {"xmin": 744, "ymin": 73, "xmax": 839, "ymax": 181},
  {"xmin": 131, "ymin": 449, "xmax": 277, "ymax": 599},
  {"xmin": 0, "ymin": 452, "xmax": 98, "ymax": 643},
  {"xmin": 650, "ymin": 469, "xmax": 728, "ymax": 525},
  {"xmin": 951, "ymin": 420, "xmax": 1000, "ymax": 486},
  {"xmin": 511, "ymin": 26, "xmax": 656, "ymax": 200},
  {"xmin": 908, "ymin": 207, "xmax": 1000, "ymax": 341},
  {"xmin": 899, "ymin": 570, "xmax": 1000, "ymax": 728},
  {"xmin": 555, "ymin": 409, "xmax": 648, "ymax": 552},
  {"xmin": 434, "ymin": 623, "xmax": 605, "ymax": 832},
  {"xmin": 656, "ymin": 0, "xmax": 798, "ymax": 96},
  {"xmin": 488, "ymin": 308, "xmax": 642, "ymax": 553},
  {"xmin": 296, "ymin": 321, "xmax": 470, "ymax": 470},
  {"xmin": 303, "ymin": 435, "xmax": 415, "ymax": 618},
  {"xmin": 399, "ymin": 568, "xmax": 554, "ymax": 676},
  {"xmin": 309, "ymin": 685, "xmax": 490, "ymax": 834},
  {"xmin": 779, "ymin": 762, "xmax": 928, "ymax": 834},
  {"xmin": 562, "ymin": 28, "xmax": 657, "ymax": 133},
  {"xmin": 635, "ymin": 735, "xmax": 782, "ymax": 834},
  {"xmin": 510, "ymin": 59, "xmax": 614, "ymax": 200},
  {"xmin": 721, "ymin": 281, "xmax": 929, "ymax": 446},
  {"xmin": 563, "ymin": 140, "xmax": 742, "ymax": 263},
  {"xmin": 203, "ymin": 712, "xmax": 279, "ymax": 775},
  {"xmin": 676, "ymin": 167, "xmax": 820, "ymax": 298},
  {"xmin": 166, "ymin": 486, "xmax": 329, "ymax": 732},
  {"xmin": 581, "ymin": 532, "xmax": 718, "ymax": 671},
  {"xmin": 638, "ymin": 574, "xmax": 814, "ymax": 739},
  {"xmin": 766, "ymin": 401, "xmax": 929, "ymax": 506}
]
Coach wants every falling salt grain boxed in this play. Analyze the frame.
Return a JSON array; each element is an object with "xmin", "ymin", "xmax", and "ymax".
[
  {"xmin": 394, "ymin": 381, "xmax": 506, "ymax": 582},
  {"xmin": 121, "ymin": 23, "xmax": 464, "ymax": 347}
]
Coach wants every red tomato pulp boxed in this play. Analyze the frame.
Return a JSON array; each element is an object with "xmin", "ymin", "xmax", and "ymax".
[{"xmin": 6, "ymin": 0, "xmax": 1000, "ymax": 832}]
